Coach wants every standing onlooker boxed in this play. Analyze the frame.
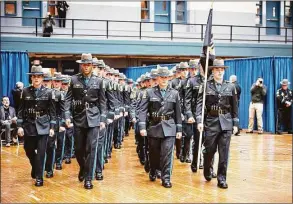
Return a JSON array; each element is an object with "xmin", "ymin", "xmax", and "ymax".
[
  {"xmin": 276, "ymin": 79, "xmax": 292, "ymax": 134},
  {"xmin": 11, "ymin": 81, "xmax": 24, "ymax": 113},
  {"xmin": 56, "ymin": 1, "xmax": 69, "ymax": 28},
  {"xmin": 247, "ymin": 77, "xmax": 267, "ymax": 134},
  {"xmin": 230, "ymin": 75, "xmax": 241, "ymax": 135},
  {"xmin": 42, "ymin": 12, "xmax": 55, "ymax": 37},
  {"xmin": 0, "ymin": 97, "xmax": 17, "ymax": 147}
]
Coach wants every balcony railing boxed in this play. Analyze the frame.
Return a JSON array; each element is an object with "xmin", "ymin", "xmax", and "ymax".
[{"xmin": 1, "ymin": 16, "xmax": 292, "ymax": 43}]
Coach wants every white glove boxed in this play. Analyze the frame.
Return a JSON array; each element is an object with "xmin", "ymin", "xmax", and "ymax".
[
  {"xmin": 197, "ymin": 123, "xmax": 204, "ymax": 132},
  {"xmin": 17, "ymin": 127, "xmax": 24, "ymax": 137},
  {"xmin": 233, "ymin": 126, "xmax": 238, "ymax": 135},
  {"xmin": 187, "ymin": 117, "xmax": 195, "ymax": 124},
  {"xmin": 181, "ymin": 114, "xmax": 185, "ymax": 121},
  {"xmin": 285, "ymin": 101, "xmax": 292, "ymax": 107},
  {"xmin": 124, "ymin": 112, "xmax": 128, "ymax": 117},
  {"xmin": 176, "ymin": 132, "xmax": 182, "ymax": 139},
  {"xmin": 132, "ymin": 118, "xmax": 137, "ymax": 123},
  {"xmin": 107, "ymin": 119, "xmax": 113, "ymax": 124},
  {"xmin": 59, "ymin": 126, "xmax": 66, "ymax": 132},
  {"xmin": 140, "ymin": 129, "xmax": 147, "ymax": 137},
  {"xmin": 49, "ymin": 129, "xmax": 55, "ymax": 137},
  {"xmin": 114, "ymin": 115, "xmax": 119, "ymax": 120},
  {"xmin": 100, "ymin": 122, "xmax": 106, "ymax": 129},
  {"xmin": 120, "ymin": 112, "xmax": 123, "ymax": 118}
]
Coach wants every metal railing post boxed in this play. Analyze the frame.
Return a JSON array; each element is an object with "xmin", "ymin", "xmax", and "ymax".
[
  {"xmin": 106, "ymin": 21, "xmax": 109, "ymax": 39},
  {"xmin": 201, "ymin": 24, "xmax": 203, "ymax": 41},
  {"xmin": 258, "ymin": 27, "xmax": 260, "ymax": 43},
  {"xmin": 35, "ymin": 18, "xmax": 38, "ymax": 37},
  {"xmin": 285, "ymin": 28, "xmax": 287, "ymax": 43},
  {"xmin": 230, "ymin": 25, "xmax": 232, "ymax": 42},
  {"xmin": 72, "ymin": 19, "xmax": 74, "ymax": 38},
  {"xmin": 139, "ymin": 22, "xmax": 142, "ymax": 39},
  {"xmin": 171, "ymin": 23, "xmax": 173, "ymax": 40}
]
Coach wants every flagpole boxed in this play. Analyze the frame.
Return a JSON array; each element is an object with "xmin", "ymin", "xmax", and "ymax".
[{"xmin": 197, "ymin": 46, "xmax": 210, "ymax": 170}]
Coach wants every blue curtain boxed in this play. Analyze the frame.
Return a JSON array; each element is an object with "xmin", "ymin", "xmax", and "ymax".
[
  {"xmin": 0, "ymin": 51, "xmax": 29, "ymax": 106},
  {"xmin": 224, "ymin": 57, "xmax": 292, "ymax": 133},
  {"xmin": 119, "ymin": 63, "xmax": 176, "ymax": 82}
]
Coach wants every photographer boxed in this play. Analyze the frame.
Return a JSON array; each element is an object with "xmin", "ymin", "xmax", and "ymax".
[
  {"xmin": 247, "ymin": 77, "xmax": 267, "ymax": 134},
  {"xmin": 11, "ymin": 81, "xmax": 24, "ymax": 113},
  {"xmin": 42, "ymin": 12, "xmax": 55, "ymax": 37},
  {"xmin": 276, "ymin": 79, "xmax": 292, "ymax": 134}
]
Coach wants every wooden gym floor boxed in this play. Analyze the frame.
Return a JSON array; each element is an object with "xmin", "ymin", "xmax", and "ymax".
[{"xmin": 1, "ymin": 131, "xmax": 292, "ymax": 203}]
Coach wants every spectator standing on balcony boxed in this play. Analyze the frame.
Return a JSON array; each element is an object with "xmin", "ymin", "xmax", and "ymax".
[
  {"xmin": 247, "ymin": 77, "xmax": 267, "ymax": 134},
  {"xmin": 42, "ymin": 12, "xmax": 55, "ymax": 37},
  {"xmin": 56, "ymin": 1, "xmax": 69, "ymax": 28}
]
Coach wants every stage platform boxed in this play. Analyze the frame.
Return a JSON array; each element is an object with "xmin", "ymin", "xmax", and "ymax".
[{"xmin": 1, "ymin": 131, "xmax": 292, "ymax": 203}]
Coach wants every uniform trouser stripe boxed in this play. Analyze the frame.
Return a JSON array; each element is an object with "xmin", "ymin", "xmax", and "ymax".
[{"xmin": 60, "ymin": 130, "xmax": 66, "ymax": 164}]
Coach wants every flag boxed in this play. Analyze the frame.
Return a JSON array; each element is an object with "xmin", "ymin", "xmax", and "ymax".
[{"xmin": 200, "ymin": 7, "xmax": 215, "ymax": 78}]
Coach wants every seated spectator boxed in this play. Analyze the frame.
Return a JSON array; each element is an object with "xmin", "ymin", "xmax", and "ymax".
[{"xmin": 0, "ymin": 97, "xmax": 17, "ymax": 147}]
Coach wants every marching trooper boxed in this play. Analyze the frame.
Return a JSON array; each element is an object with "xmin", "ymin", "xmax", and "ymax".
[
  {"xmin": 196, "ymin": 59, "xmax": 239, "ymax": 189},
  {"xmin": 139, "ymin": 66, "xmax": 182, "ymax": 188},
  {"xmin": 64, "ymin": 53, "xmax": 107, "ymax": 189},
  {"xmin": 17, "ymin": 64, "xmax": 56, "ymax": 187}
]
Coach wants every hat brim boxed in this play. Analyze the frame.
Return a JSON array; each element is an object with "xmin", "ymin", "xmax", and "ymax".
[
  {"xmin": 27, "ymin": 72, "xmax": 44, "ymax": 75},
  {"xmin": 158, "ymin": 73, "xmax": 171, "ymax": 77},
  {"xmin": 76, "ymin": 60, "xmax": 93, "ymax": 64},
  {"xmin": 44, "ymin": 78, "xmax": 52, "ymax": 81},
  {"xmin": 209, "ymin": 65, "xmax": 229, "ymax": 69},
  {"xmin": 281, "ymin": 82, "xmax": 291, "ymax": 85}
]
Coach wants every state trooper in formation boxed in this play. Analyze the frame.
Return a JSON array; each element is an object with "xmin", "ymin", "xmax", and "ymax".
[
  {"xmin": 177, "ymin": 62, "xmax": 193, "ymax": 163},
  {"xmin": 139, "ymin": 66, "xmax": 182, "ymax": 188},
  {"xmin": 61, "ymin": 77, "xmax": 75, "ymax": 164},
  {"xmin": 124, "ymin": 78, "xmax": 133, "ymax": 137},
  {"xmin": 93, "ymin": 59, "xmax": 116, "ymax": 180},
  {"xmin": 196, "ymin": 59, "xmax": 239, "ymax": 189},
  {"xmin": 17, "ymin": 64, "xmax": 56, "ymax": 187},
  {"xmin": 45, "ymin": 72, "xmax": 66, "ymax": 178},
  {"xmin": 64, "ymin": 53, "xmax": 107, "ymax": 189},
  {"xmin": 170, "ymin": 64, "xmax": 184, "ymax": 159},
  {"xmin": 276, "ymin": 79, "xmax": 292, "ymax": 134},
  {"xmin": 184, "ymin": 59, "xmax": 204, "ymax": 172}
]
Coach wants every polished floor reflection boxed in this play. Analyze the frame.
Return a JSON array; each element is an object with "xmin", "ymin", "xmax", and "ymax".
[{"xmin": 1, "ymin": 131, "xmax": 292, "ymax": 203}]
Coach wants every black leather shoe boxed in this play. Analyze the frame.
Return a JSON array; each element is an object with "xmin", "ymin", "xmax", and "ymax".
[
  {"xmin": 31, "ymin": 168, "xmax": 36, "ymax": 179},
  {"xmin": 199, "ymin": 164, "xmax": 203, "ymax": 169},
  {"xmin": 191, "ymin": 164, "xmax": 197, "ymax": 173},
  {"xmin": 84, "ymin": 180, "xmax": 93, "ymax": 189},
  {"xmin": 46, "ymin": 171, "xmax": 54, "ymax": 178},
  {"xmin": 78, "ymin": 169, "xmax": 85, "ymax": 182},
  {"xmin": 156, "ymin": 170, "xmax": 161, "ymax": 179},
  {"xmin": 105, "ymin": 158, "xmax": 108, "ymax": 163},
  {"xmin": 35, "ymin": 178, "xmax": 43, "ymax": 187},
  {"xmin": 95, "ymin": 172, "xmax": 104, "ymax": 180},
  {"xmin": 117, "ymin": 144, "xmax": 121, "ymax": 149},
  {"xmin": 71, "ymin": 154, "xmax": 76, "ymax": 158},
  {"xmin": 140, "ymin": 158, "xmax": 145, "ymax": 165},
  {"xmin": 217, "ymin": 181, "xmax": 228, "ymax": 189},
  {"xmin": 114, "ymin": 144, "xmax": 119, "ymax": 149},
  {"xmin": 212, "ymin": 172, "xmax": 217, "ymax": 178},
  {"xmin": 144, "ymin": 162, "xmax": 150, "ymax": 173},
  {"xmin": 180, "ymin": 156, "xmax": 185, "ymax": 163},
  {"xmin": 204, "ymin": 168, "xmax": 212, "ymax": 181},
  {"xmin": 65, "ymin": 158, "xmax": 71, "ymax": 164},
  {"xmin": 288, "ymin": 131, "xmax": 293, "ymax": 134},
  {"xmin": 162, "ymin": 181, "xmax": 172, "ymax": 188},
  {"xmin": 149, "ymin": 172, "xmax": 156, "ymax": 181},
  {"xmin": 246, "ymin": 131, "xmax": 253, "ymax": 133},
  {"xmin": 176, "ymin": 153, "xmax": 180, "ymax": 159},
  {"xmin": 185, "ymin": 157, "xmax": 191, "ymax": 163},
  {"xmin": 56, "ymin": 164, "xmax": 62, "ymax": 170}
]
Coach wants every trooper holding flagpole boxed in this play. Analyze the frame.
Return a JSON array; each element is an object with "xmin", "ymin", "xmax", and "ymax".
[{"xmin": 195, "ymin": 2, "xmax": 239, "ymax": 189}]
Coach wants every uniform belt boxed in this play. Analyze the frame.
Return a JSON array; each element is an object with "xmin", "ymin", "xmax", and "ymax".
[
  {"xmin": 152, "ymin": 115, "xmax": 172, "ymax": 121},
  {"xmin": 208, "ymin": 109, "xmax": 229, "ymax": 116},
  {"xmin": 27, "ymin": 111, "xmax": 48, "ymax": 119}
]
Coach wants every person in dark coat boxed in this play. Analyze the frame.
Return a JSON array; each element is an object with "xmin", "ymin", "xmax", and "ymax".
[
  {"xmin": 139, "ymin": 66, "xmax": 182, "ymax": 188},
  {"xmin": 56, "ymin": 1, "xmax": 69, "ymax": 27}
]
